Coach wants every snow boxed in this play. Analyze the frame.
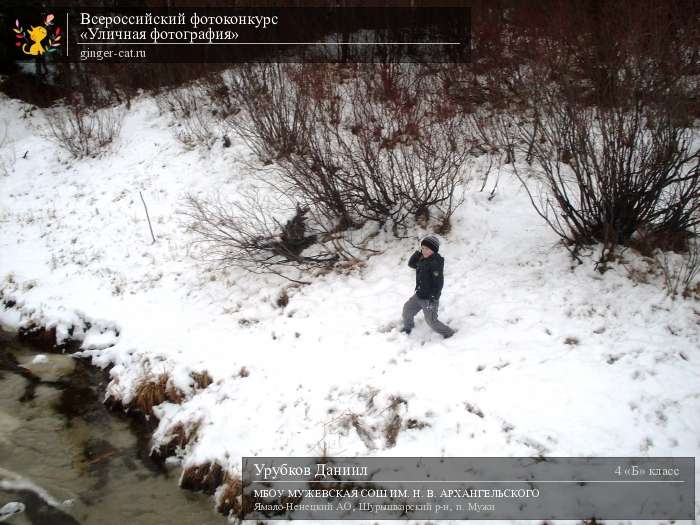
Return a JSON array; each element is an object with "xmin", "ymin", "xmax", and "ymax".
[
  {"xmin": 0, "ymin": 501, "xmax": 26, "ymax": 522},
  {"xmin": 1, "ymin": 90, "xmax": 699, "ymax": 522},
  {"xmin": 0, "ymin": 467, "xmax": 60, "ymax": 507}
]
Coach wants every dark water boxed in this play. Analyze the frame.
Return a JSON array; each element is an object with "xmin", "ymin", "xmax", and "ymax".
[{"xmin": 0, "ymin": 330, "xmax": 227, "ymax": 525}]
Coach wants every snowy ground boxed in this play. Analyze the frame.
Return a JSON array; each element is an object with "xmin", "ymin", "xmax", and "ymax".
[{"xmin": 1, "ymin": 91, "xmax": 699, "ymax": 522}]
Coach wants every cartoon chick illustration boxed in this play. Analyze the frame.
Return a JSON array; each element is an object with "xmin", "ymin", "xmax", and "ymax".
[{"xmin": 23, "ymin": 25, "xmax": 48, "ymax": 55}]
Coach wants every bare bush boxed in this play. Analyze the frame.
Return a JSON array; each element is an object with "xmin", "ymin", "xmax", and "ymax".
[
  {"xmin": 155, "ymin": 80, "xmax": 230, "ymax": 149},
  {"xmin": 191, "ymin": 64, "xmax": 476, "ymax": 279},
  {"xmin": 179, "ymin": 188, "xmax": 341, "ymax": 283},
  {"xmin": 227, "ymin": 64, "xmax": 472, "ymax": 235},
  {"xmin": 656, "ymin": 231, "xmax": 700, "ymax": 298},
  {"xmin": 506, "ymin": 83, "xmax": 700, "ymax": 268},
  {"xmin": 227, "ymin": 63, "xmax": 313, "ymax": 163},
  {"xmin": 44, "ymin": 103, "xmax": 124, "ymax": 158},
  {"xmin": 304, "ymin": 64, "xmax": 469, "ymax": 232},
  {"xmin": 447, "ymin": 2, "xmax": 700, "ymax": 271},
  {"xmin": 155, "ymin": 72, "xmax": 240, "ymax": 149},
  {"xmin": 204, "ymin": 70, "xmax": 240, "ymax": 120}
]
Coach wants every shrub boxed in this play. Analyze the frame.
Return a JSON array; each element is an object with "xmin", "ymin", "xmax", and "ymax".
[
  {"xmin": 227, "ymin": 63, "xmax": 312, "ymax": 163},
  {"xmin": 184, "ymin": 64, "xmax": 476, "ymax": 279},
  {"xmin": 510, "ymin": 86, "xmax": 700, "ymax": 268},
  {"xmin": 179, "ymin": 188, "xmax": 340, "ymax": 283},
  {"xmin": 227, "ymin": 63, "xmax": 472, "ymax": 235},
  {"xmin": 656, "ymin": 233, "xmax": 700, "ymax": 298},
  {"xmin": 155, "ymin": 73, "xmax": 238, "ymax": 149},
  {"xmin": 44, "ymin": 103, "xmax": 124, "ymax": 158},
  {"xmin": 131, "ymin": 373, "xmax": 184, "ymax": 416}
]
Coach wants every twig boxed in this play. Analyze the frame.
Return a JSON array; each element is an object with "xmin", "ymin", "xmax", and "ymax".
[{"xmin": 139, "ymin": 190, "xmax": 156, "ymax": 244}]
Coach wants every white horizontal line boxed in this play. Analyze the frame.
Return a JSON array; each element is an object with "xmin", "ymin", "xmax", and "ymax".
[
  {"xmin": 76, "ymin": 42, "xmax": 462, "ymax": 45},
  {"xmin": 263, "ymin": 480, "xmax": 685, "ymax": 483}
]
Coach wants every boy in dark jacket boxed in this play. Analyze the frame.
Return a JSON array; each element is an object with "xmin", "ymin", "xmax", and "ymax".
[{"xmin": 401, "ymin": 235, "xmax": 455, "ymax": 338}]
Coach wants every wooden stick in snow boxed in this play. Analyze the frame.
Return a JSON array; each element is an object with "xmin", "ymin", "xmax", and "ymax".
[{"xmin": 139, "ymin": 190, "xmax": 156, "ymax": 244}]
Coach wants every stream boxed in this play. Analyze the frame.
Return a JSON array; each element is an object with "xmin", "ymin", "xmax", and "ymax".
[{"xmin": 0, "ymin": 329, "xmax": 227, "ymax": 525}]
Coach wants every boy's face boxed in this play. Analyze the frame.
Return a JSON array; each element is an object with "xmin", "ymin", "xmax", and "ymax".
[{"xmin": 420, "ymin": 245, "xmax": 434, "ymax": 257}]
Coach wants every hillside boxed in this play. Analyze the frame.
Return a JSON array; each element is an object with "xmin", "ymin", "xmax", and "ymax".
[{"xmin": 1, "ymin": 92, "xmax": 699, "ymax": 521}]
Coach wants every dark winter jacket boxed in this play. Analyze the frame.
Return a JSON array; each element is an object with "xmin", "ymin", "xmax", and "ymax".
[{"xmin": 408, "ymin": 250, "xmax": 444, "ymax": 301}]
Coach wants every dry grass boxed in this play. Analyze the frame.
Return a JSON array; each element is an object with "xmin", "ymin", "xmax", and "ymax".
[
  {"xmin": 464, "ymin": 402, "xmax": 484, "ymax": 418},
  {"xmin": 682, "ymin": 282, "xmax": 700, "ymax": 299},
  {"xmin": 164, "ymin": 422, "xmax": 188, "ymax": 449},
  {"xmin": 44, "ymin": 104, "xmax": 124, "ymax": 159},
  {"xmin": 383, "ymin": 395, "xmax": 407, "ymax": 448},
  {"xmin": 626, "ymin": 266, "xmax": 654, "ymax": 285},
  {"xmin": 151, "ymin": 420, "xmax": 203, "ymax": 462},
  {"xmin": 406, "ymin": 418, "xmax": 430, "ymax": 429},
  {"xmin": 216, "ymin": 472, "xmax": 243, "ymax": 517},
  {"xmin": 131, "ymin": 373, "xmax": 185, "ymax": 416},
  {"xmin": 201, "ymin": 462, "xmax": 225, "ymax": 494},
  {"xmin": 626, "ymin": 228, "xmax": 692, "ymax": 257},
  {"xmin": 384, "ymin": 413, "xmax": 402, "ymax": 448},
  {"xmin": 347, "ymin": 414, "xmax": 375, "ymax": 450},
  {"xmin": 276, "ymin": 289, "xmax": 289, "ymax": 308},
  {"xmin": 191, "ymin": 370, "xmax": 213, "ymax": 390},
  {"xmin": 657, "ymin": 241, "xmax": 700, "ymax": 298},
  {"xmin": 333, "ymin": 259, "xmax": 368, "ymax": 276},
  {"xmin": 181, "ymin": 461, "xmax": 225, "ymax": 495}
]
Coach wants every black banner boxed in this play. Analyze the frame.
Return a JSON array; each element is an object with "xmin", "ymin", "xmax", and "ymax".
[
  {"xmin": 3, "ymin": 6, "xmax": 471, "ymax": 63},
  {"xmin": 242, "ymin": 456, "xmax": 696, "ymax": 520}
]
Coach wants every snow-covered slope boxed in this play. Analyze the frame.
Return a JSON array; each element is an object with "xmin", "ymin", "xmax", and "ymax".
[{"xmin": 1, "ymin": 92, "xmax": 698, "ymax": 520}]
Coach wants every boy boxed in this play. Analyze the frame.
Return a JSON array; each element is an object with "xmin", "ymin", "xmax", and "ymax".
[{"xmin": 401, "ymin": 235, "xmax": 455, "ymax": 339}]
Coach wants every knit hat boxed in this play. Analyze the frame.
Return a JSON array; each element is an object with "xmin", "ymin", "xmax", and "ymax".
[{"xmin": 421, "ymin": 235, "xmax": 440, "ymax": 253}]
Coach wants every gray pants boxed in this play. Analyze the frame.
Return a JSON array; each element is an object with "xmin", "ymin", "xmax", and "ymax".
[{"xmin": 402, "ymin": 294, "xmax": 455, "ymax": 337}]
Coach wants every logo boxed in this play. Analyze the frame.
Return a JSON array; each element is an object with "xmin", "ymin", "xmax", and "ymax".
[{"xmin": 12, "ymin": 14, "xmax": 61, "ymax": 56}]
